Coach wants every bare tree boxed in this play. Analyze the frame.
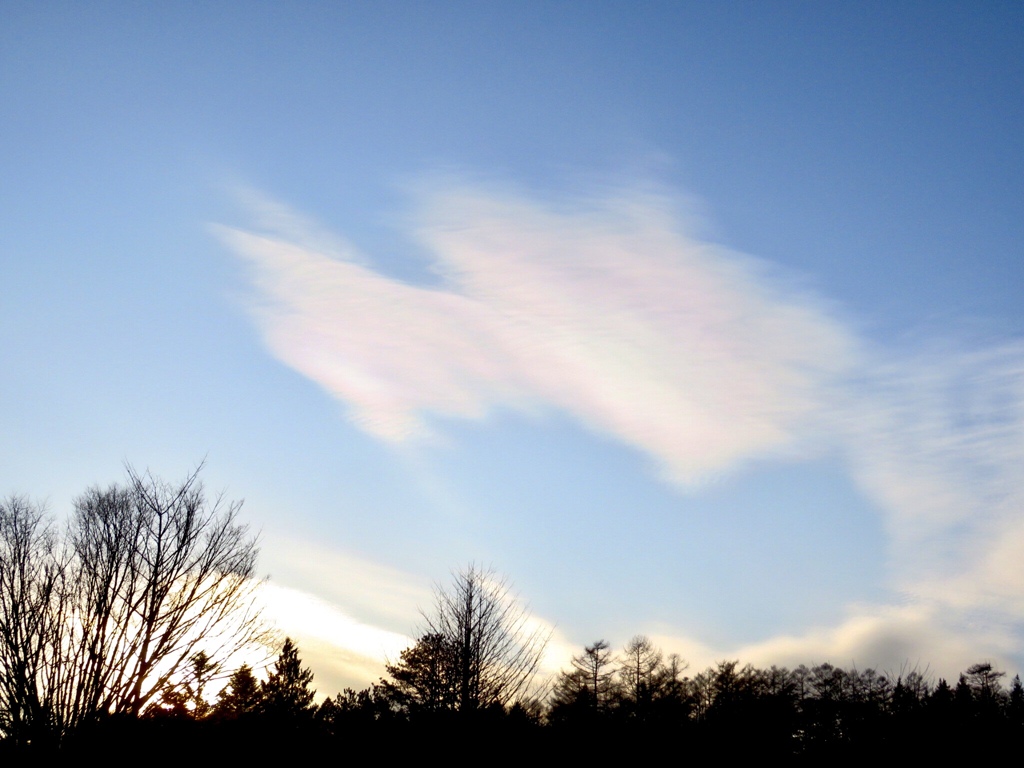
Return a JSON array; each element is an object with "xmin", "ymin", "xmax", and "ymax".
[
  {"xmin": 549, "ymin": 639, "xmax": 617, "ymax": 721},
  {"xmin": 419, "ymin": 564, "xmax": 549, "ymax": 713},
  {"xmin": 0, "ymin": 496, "xmax": 65, "ymax": 746},
  {"xmin": 578, "ymin": 640, "xmax": 616, "ymax": 705},
  {"xmin": 0, "ymin": 464, "xmax": 268, "ymax": 743},
  {"xmin": 618, "ymin": 635, "xmax": 663, "ymax": 708}
]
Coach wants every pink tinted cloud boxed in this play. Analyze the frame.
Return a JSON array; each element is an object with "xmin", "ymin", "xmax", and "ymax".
[{"xmin": 217, "ymin": 184, "xmax": 856, "ymax": 483}]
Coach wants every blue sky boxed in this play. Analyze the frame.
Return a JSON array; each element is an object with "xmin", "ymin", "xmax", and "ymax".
[{"xmin": 2, "ymin": 2, "xmax": 1023, "ymax": 694}]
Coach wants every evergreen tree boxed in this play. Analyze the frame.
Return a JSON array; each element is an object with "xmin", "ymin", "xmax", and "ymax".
[
  {"xmin": 1008, "ymin": 675, "xmax": 1024, "ymax": 727},
  {"xmin": 261, "ymin": 638, "xmax": 315, "ymax": 720},
  {"xmin": 384, "ymin": 632, "xmax": 457, "ymax": 714},
  {"xmin": 954, "ymin": 674, "xmax": 974, "ymax": 717},
  {"xmin": 214, "ymin": 664, "xmax": 263, "ymax": 719},
  {"xmin": 929, "ymin": 677, "xmax": 953, "ymax": 712},
  {"xmin": 188, "ymin": 652, "xmax": 214, "ymax": 719}
]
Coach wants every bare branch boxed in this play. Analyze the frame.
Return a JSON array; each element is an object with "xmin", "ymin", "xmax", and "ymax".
[{"xmin": 0, "ymin": 466, "xmax": 269, "ymax": 745}]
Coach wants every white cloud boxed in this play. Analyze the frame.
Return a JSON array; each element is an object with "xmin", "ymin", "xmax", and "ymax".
[
  {"xmin": 838, "ymin": 342, "xmax": 1024, "ymax": 621},
  {"xmin": 641, "ymin": 600, "xmax": 1018, "ymax": 684},
  {"xmin": 262, "ymin": 536, "xmax": 434, "ymax": 633},
  {"xmin": 260, "ymin": 582, "xmax": 413, "ymax": 695},
  {"xmin": 217, "ymin": 184, "xmax": 856, "ymax": 484},
  {"xmin": 732, "ymin": 604, "xmax": 1013, "ymax": 681}
]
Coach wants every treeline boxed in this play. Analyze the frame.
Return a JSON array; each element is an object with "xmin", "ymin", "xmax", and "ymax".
[
  {"xmin": 2, "ymin": 469, "xmax": 1022, "ymax": 757},
  {"xmin": 56, "ymin": 573, "xmax": 1024, "ymax": 758},
  {"xmin": 45, "ymin": 632, "xmax": 1024, "ymax": 760},
  {"xmin": 317, "ymin": 638, "xmax": 1024, "ymax": 759}
]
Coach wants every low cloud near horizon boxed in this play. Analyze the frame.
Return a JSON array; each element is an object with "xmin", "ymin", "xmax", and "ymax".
[{"xmin": 217, "ymin": 180, "xmax": 1024, "ymax": 685}]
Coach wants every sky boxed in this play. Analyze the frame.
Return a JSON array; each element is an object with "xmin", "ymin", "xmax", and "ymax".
[{"xmin": 2, "ymin": 2, "xmax": 1023, "ymax": 697}]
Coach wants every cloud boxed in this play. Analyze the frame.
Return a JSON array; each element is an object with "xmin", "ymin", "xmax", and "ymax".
[
  {"xmin": 260, "ymin": 582, "xmax": 413, "ymax": 694},
  {"xmin": 262, "ymin": 536, "xmax": 434, "ymax": 634},
  {"xmin": 216, "ymin": 184, "xmax": 856, "ymax": 484},
  {"xmin": 216, "ymin": 181, "xmax": 1024, "ymax": 681},
  {"xmin": 838, "ymin": 341, "xmax": 1024, "ymax": 620},
  {"xmin": 641, "ymin": 598, "xmax": 1019, "ymax": 684},
  {"xmin": 731, "ymin": 604, "xmax": 1014, "ymax": 681}
]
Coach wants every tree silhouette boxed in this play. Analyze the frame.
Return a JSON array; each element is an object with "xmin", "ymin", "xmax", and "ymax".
[
  {"xmin": 384, "ymin": 632, "xmax": 456, "ymax": 714},
  {"xmin": 420, "ymin": 565, "xmax": 549, "ymax": 714},
  {"xmin": 0, "ymin": 495, "xmax": 63, "ymax": 747},
  {"xmin": 618, "ymin": 635, "xmax": 664, "ymax": 718},
  {"xmin": 964, "ymin": 662, "xmax": 1005, "ymax": 707},
  {"xmin": 64, "ymin": 465, "xmax": 266, "ymax": 726},
  {"xmin": 550, "ymin": 640, "xmax": 616, "ymax": 724},
  {"xmin": 261, "ymin": 638, "xmax": 314, "ymax": 720},
  {"xmin": 0, "ymin": 465, "xmax": 268, "ymax": 745},
  {"xmin": 214, "ymin": 664, "xmax": 262, "ymax": 719}
]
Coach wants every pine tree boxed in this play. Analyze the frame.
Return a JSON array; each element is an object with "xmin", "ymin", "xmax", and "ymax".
[
  {"xmin": 384, "ymin": 632, "xmax": 457, "ymax": 714},
  {"xmin": 214, "ymin": 663, "xmax": 263, "ymax": 719},
  {"xmin": 261, "ymin": 638, "xmax": 315, "ymax": 720},
  {"xmin": 1008, "ymin": 675, "xmax": 1024, "ymax": 728}
]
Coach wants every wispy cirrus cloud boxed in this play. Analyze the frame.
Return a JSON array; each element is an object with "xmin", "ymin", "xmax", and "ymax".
[{"xmin": 844, "ymin": 342, "xmax": 1024, "ymax": 624}]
